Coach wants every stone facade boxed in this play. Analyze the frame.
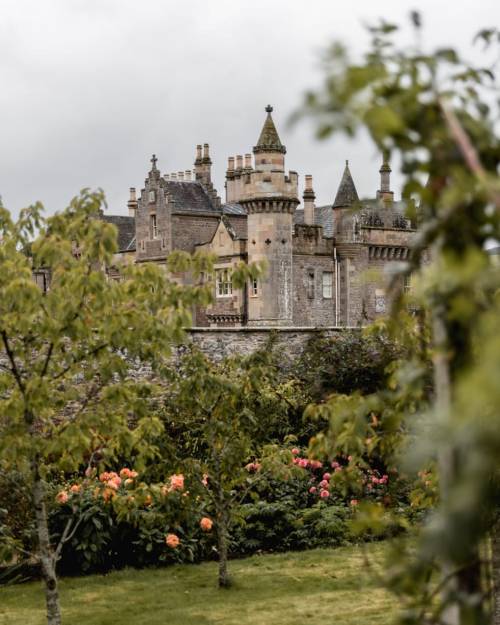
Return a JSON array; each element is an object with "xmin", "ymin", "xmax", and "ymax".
[{"xmin": 105, "ymin": 106, "xmax": 418, "ymax": 329}]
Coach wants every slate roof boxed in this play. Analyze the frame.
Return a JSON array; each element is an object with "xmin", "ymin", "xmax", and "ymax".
[
  {"xmin": 164, "ymin": 181, "xmax": 217, "ymax": 213},
  {"xmin": 103, "ymin": 215, "xmax": 136, "ymax": 252},
  {"xmin": 225, "ymin": 215, "xmax": 247, "ymax": 240},
  {"xmin": 222, "ymin": 202, "xmax": 246, "ymax": 215},
  {"xmin": 294, "ymin": 206, "xmax": 333, "ymax": 238},
  {"xmin": 333, "ymin": 161, "xmax": 359, "ymax": 208},
  {"xmin": 253, "ymin": 105, "xmax": 286, "ymax": 154}
]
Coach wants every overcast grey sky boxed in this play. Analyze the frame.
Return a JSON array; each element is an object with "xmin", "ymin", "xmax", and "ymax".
[{"xmin": 1, "ymin": 0, "xmax": 498, "ymax": 218}]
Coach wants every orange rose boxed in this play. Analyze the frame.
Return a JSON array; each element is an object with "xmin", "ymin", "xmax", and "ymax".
[
  {"xmin": 200, "ymin": 517, "xmax": 213, "ymax": 532},
  {"xmin": 165, "ymin": 533, "xmax": 180, "ymax": 548}
]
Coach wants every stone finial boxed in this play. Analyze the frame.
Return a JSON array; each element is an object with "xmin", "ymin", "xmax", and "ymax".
[
  {"xmin": 150, "ymin": 154, "xmax": 158, "ymax": 170},
  {"xmin": 244, "ymin": 154, "xmax": 252, "ymax": 169},
  {"xmin": 265, "ymin": 104, "xmax": 273, "ymax": 113}
]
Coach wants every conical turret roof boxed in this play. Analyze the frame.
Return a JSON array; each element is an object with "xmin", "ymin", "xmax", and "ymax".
[
  {"xmin": 253, "ymin": 105, "xmax": 286, "ymax": 154},
  {"xmin": 333, "ymin": 161, "xmax": 359, "ymax": 208}
]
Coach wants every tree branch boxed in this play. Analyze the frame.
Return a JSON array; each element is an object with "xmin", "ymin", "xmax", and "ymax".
[{"xmin": 0, "ymin": 330, "xmax": 25, "ymax": 394}]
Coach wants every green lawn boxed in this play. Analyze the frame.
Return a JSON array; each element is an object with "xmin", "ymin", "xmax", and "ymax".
[{"xmin": 0, "ymin": 543, "xmax": 397, "ymax": 625}]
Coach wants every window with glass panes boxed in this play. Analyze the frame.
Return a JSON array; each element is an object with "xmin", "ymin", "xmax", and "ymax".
[{"xmin": 216, "ymin": 268, "xmax": 232, "ymax": 297}]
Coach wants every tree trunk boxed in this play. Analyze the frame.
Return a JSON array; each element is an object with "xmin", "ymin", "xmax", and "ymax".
[
  {"xmin": 492, "ymin": 519, "xmax": 500, "ymax": 625},
  {"xmin": 215, "ymin": 485, "xmax": 231, "ymax": 588},
  {"xmin": 33, "ymin": 470, "xmax": 62, "ymax": 625}
]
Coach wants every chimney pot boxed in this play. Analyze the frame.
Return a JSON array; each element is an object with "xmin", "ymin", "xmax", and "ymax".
[
  {"xmin": 305, "ymin": 175, "xmax": 313, "ymax": 191},
  {"xmin": 236, "ymin": 155, "xmax": 243, "ymax": 169},
  {"xmin": 244, "ymin": 154, "xmax": 252, "ymax": 169},
  {"xmin": 228, "ymin": 156, "xmax": 235, "ymax": 171}
]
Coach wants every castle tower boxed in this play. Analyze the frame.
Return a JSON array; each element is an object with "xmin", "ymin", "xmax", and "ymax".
[{"xmin": 234, "ymin": 105, "xmax": 299, "ymax": 326}]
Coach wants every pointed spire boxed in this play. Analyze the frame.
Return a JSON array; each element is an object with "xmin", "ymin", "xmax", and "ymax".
[
  {"xmin": 253, "ymin": 105, "xmax": 286, "ymax": 154},
  {"xmin": 333, "ymin": 160, "xmax": 359, "ymax": 208}
]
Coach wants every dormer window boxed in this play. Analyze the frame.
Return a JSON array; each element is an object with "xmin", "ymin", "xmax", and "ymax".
[
  {"xmin": 150, "ymin": 214, "xmax": 158, "ymax": 239},
  {"xmin": 148, "ymin": 190, "xmax": 156, "ymax": 203}
]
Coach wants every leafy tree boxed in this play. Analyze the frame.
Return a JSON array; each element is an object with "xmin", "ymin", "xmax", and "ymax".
[
  {"xmin": 162, "ymin": 347, "xmax": 296, "ymax": 587},
  {"xmin": 0, "ymin": 190, "xmax": 217, "ymax": 625},
  {"xmin": 300, "ymin": 16, "xmax": 500, "ymax": 625}
]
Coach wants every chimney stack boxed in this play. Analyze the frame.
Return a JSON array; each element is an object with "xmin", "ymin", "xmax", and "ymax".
[
  {"xmin": 236, "ymin": 155, "xmax": 243, "ymax": 170},
  {"xmin": 244, "ymin": 154, "xmax": 252, "ymax": 169},
  {"xmin": 377, "ymin": 153, "xmax": 394, "ymax": 206},
  {"xmin": 194, "ymin": 143, "xmax": 212, "ymax": 185},
  {"xmin": 303, "ymin": 175, "xmax": 316, "ymax": 225},
  {"xmin": 127, "ymin": 187, "xmax": 138, "ymax": 217}
]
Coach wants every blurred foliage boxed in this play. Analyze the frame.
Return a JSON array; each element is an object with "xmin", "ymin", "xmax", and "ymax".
[{"xmin": 299, "ymin": 13, "xmax": 500, "ymax": 625}]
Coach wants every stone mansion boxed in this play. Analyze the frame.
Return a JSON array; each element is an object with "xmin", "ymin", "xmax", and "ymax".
[{"xmin": 104, "ymin": 106, "xmax": 417, "ymax": 328}]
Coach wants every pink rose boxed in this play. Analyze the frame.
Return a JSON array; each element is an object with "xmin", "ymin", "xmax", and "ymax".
[
  {"xmin": 310, "ymin": 460, "xmax": 323, "ymax": 470},
  {"xmin": 331, "ymin": 461, "xmax": 340, "ymax": 469},
  {"xmin": 350, "ymin": 499, "xmax": 358, "ymax": 506},
  {"xmin": 319, "ymin": 489, "xmax": 330, "ymax": 499},
  {"xmin": 169, "ymin": 474, "xmax": 184, "ymax": 491},
  {"xmin": 309, "ymin": 486, "xmax": 317, "ymax": 494},
  {"xmin": 56, "ymin": 490, "xmax": 69, "ymax": 504},
  {"xmin": 319, "ymin": 480, "xmax": 329, "ymax": 489},
  {"xmin": 291, "ymin": 448, "xmax": 300, "ymax": 456},
  {"xmin": 201, "ymin": 473, "xmax": 209, "ymax": 487},
  {"xmin": 322, "ymin": 473, "xmax": 331, "ymax": 481},
  {"xmin": 69, "ymin": 484, "xmax": 81, "ymax": 494}
]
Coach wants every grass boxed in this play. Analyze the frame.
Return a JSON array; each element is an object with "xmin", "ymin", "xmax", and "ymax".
[{"xmin": 0, "ymin": 542, "xmax": 397, "ymax": 625}]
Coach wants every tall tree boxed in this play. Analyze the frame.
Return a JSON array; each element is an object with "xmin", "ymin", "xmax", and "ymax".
[{"xmin": 0, "ymin": 190, "xmax": 213, "ymax": 625}]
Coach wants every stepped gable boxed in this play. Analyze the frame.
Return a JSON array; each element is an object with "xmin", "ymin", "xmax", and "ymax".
[
  {"xmin": 294, "ymin": 206, "xmax": 333, "ymax": 237},
  {"xmin": 103, "ymin": 215, "xmax": 136, "ymax": 252},
  {"xmin": 333, "ymin": 160, "xmax": 359, "ymax": 208},
  {"xmin": 163, "ymin": 180, "xmax": 219, "ymax": 213},
  {"xmin": 253, "ymin": 104, "xmax": 286, "ymax": 154}
]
